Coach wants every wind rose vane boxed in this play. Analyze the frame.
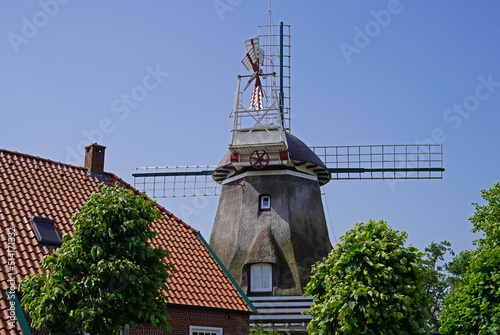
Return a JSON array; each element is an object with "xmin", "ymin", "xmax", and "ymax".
[{"xmin": 241, "ymin": 37, "xmax": 266, "ymax": 110}]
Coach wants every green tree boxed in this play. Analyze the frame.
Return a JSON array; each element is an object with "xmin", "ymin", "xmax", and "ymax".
[
  {"xmin": 446, "ymin": 248, "xmax": 473, "ymax": 285},
  {"xmin": 440, "ymin": 182, "xmax": 500, "ymax": 334},
  {"xmin": 440, "ymin": 247, "xmax": 500, "ymax": 335},
  {"xmin": 250, "ymin": 326, "xmax": 285, "ymax": 334},
  {"xmin": 421, "ymin": 240, "xmax": 455, "ymax": 331},
  {"xmin": 20, "ymin": 185, "xmax": 174, "ymax": 335},
  {"xmin": 304, "ymin": 220, "xmax": 429, "ymax": 335},
  {"xmin": 470, "ymin": 181, "xmax": 500, "ymax": 247}
]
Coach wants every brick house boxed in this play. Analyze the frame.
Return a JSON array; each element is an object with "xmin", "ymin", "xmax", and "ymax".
[{"xmin": 0, "ymin": 144, "xmax": 255, "ymax": 334}]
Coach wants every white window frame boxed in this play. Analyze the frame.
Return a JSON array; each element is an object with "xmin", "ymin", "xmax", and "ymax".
[
  {"xmin": 85, "ymin": 324, "xmax": 129, "ymax": 335},
  {"xmin": 189, "ymin": 325, "xmax": 223, "ymax": 335},
  {"xmin": 260, "ymin": 194, "xmax": 271, "ymax": 210},
  {"xmin": 251, "ymin": 263, "xmax": 272, "ymax": 293}
]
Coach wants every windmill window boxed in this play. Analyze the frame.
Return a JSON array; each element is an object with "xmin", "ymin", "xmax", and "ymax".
[
  {"xmin": 259, "ymin": 194, "xmax": 271, "ymax": 210},
  {"xmin": 189, "ymin": 326, "xmax": 222, "ymax": 335},
  {"xmin": 29, "ymin": 216, "xmax": 62, "ymax": 246},
  {"xmin": 251, "ymin": 263, "xmax": 272, "ymax": 292}
]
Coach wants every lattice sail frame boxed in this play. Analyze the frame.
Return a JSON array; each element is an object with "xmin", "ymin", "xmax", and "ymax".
[
  {"xmin": 132, "ymin": 144, "xmax": 444, "ymax": 197},
  {"xmin": 133, "ymin": 166, "xmax": 219, "ymax": 198},
  {"xmin": 258, "ymin": 23, "xmax": 291, "ymax": 131},
  {"xmin": 311, "ymin": 144, "xmax": 444, "ymax": 180}
]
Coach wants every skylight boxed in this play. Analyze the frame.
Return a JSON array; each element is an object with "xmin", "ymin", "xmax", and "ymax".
[{"xmin": 29, "ymin": 216, "xmax": 62, "ymax": 246}]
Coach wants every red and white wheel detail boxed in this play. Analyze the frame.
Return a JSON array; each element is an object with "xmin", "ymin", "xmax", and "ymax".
[{"xmin": 249, "ymin": 150, "xmax": 269, "ymax": 169}]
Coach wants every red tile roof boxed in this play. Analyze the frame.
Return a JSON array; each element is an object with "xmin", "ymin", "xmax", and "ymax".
[{"xmin": 0, "ymin": 148, "xmax": 253, "ymax": 333}]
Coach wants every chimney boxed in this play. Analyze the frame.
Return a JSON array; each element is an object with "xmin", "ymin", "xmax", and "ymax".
[{"xmin": 84, "ymin": 143, "xmax": 106, "ymax": 178}]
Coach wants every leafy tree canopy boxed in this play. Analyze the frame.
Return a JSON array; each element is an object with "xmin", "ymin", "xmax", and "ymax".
[
  {"xmin": 20, "ymin": 185, "xmax": 174, "ymax": 335},
  {"xmin": 440, "ymin": 182, "xmax": 500, "ymax": 334},
  {"xmin": 440, "ymin": 247, "xmax": 500, "ymax": 335},
  {"xmin": 250, "ymin": 326, "xmax": 285, "ymax": 334},
  {"xmin": 304, "ymin": 219, "xmax": 429, "ymax": 335},
  {"xmin": 421, "ymin": 240, "xmax": 455, "ymax": 331},
  {"xmin": 470, "ymin": 181, "xmax": 500, "ymax": 247}
]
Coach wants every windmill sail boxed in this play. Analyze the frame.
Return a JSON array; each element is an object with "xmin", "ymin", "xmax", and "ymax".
[
  {"xmin": 249, "ymin": 81, "xmax": 266, "ymax": 110},
  {"xmin": 241, "ymin": 37, "xmax": 264, "ymax": 71}
]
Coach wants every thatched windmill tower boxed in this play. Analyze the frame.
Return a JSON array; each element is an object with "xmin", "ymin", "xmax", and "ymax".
[{"xmin": 208, "ymin": 29, "xmax": 333, "ymax": 297}]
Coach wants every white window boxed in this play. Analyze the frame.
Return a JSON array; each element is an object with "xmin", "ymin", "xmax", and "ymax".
[
  {"xmin": 260, "ymin": 195, "xmax": 271, "ymax": 210},
  {"xmin": 251, "ymin": 263, "xmax": 272, "ymax": 292},
  {"xmin": 190, "ymin": 326, "xmax": 222, "ymax": 335},
  {"xmin": 85, "ymin": 325, "xmax": 129, "ymax": 335}
]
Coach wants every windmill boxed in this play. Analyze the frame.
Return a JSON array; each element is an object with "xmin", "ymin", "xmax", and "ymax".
[{"xmin": 133, "ymin": 23, "xmax": 444, "ymax": 333}]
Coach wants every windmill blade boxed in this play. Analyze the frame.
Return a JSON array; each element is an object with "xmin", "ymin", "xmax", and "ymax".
[
  {"xmin": 250, "ymin": 85, "xmax": 263, "ymax": 110},
  {"xmin": 244, "ymin": 71, "xmax": 258, "ymax": 91},
  {"xmin": 133, "ymin": 165, "xmax": 219, "ymax": 198},
  {"xmin": 241, "ymin": 37, "xmax": 264, "ymax": 71},
  {"xmin": 310, "ymin": 144, "xmax": 444, "ymax": 180},
  {"xmin": 249, "ymin": 81, "xmax": 267, "ymax": 110}
]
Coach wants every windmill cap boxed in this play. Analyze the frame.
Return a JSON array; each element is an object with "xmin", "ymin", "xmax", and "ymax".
[
  {"xmin": 285, "ymin": 132, "xmax": 327, "ymax": 169},
  {"xmin": 213, "ymin": 132, "xmax": 331, "ymax": 186}
]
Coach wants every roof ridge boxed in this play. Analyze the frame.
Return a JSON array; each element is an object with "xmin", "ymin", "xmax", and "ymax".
[
  {"xmin": 0, "ymin": 147, "xmax": 88, "ymax": 172},
  {"xmin": 0, "ymin": 147, "xmax": 200, "ymax": 234}
]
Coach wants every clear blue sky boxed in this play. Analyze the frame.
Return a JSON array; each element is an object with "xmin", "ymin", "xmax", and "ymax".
[{"xmin": 1, "ymin": 1, "xmax": 500, "ymax": 256}]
